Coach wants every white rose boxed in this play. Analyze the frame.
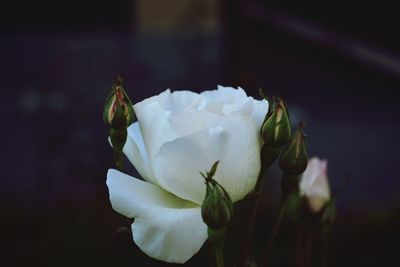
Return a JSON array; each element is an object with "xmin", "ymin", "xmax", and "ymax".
[
  {"xmin": 299, "ymin": 157, "xmax": 331, "ymax": 213},
  {"xmin": 106, "ymin": 86, "xmax": 268, "ymax": 263}
]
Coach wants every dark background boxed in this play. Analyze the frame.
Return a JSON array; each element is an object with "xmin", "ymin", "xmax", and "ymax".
[{"xmin": 1, "ymin": 0, "xmax": 399, "ymax": 266}]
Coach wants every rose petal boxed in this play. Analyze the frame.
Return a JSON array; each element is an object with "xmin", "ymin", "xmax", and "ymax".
[
  {"xmin": 167, "ymin": 90, "xmax": 207, "ymax": 113},
  {"xmin": 250, "ymin": 97, "xmax": 269, "ymax": 127},
  {"xmin": 134, "ymin": 90, "xmax": 214, "ymax": 160},
  {"xmin": 135, "ymin": 89, "xmax": 206, "ymax": 114},
  {"xmin": 123, "ymin": 122, "xmax": 156, "ymax": 183},
  {"xmin": 167, "ymin": 110, "xmax": 221, "ymax": 138},
  {"xmin": 106, "ymin": 169, "xmax": 207, "ymax": 263},
  {"xmin": 153, "ymin": 116, "xmax": 261, "ymax": 204},
  {"xmin": 229, "ymin": 98, "xmax": 268, "ymax": 129},
  {"xmin": 201, "ymin": 85, "xmax": 248, "ymax": 104},
  {"xmin": 300, "ymin": 158, "xmax": 330, "ymax": 212},
  {"xmin": 200, "ymin": 86, "xmax": 247, "ymax": 115},
  {"xmin": 201, "ymin": 86, "xmax": 268, "ymax": 125}
]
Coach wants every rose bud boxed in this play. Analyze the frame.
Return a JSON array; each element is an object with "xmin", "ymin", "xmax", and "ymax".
[
  {"xmin": 299, "ymin": 158, "xmax": 331, "ymax": 213},
  {"xmin": 201, "ymin": 162, "xmax": 233, "ymax": 230},
  {"xmin": 279, "ymin": 123, "xmax": 308, "ymax": 175},
  {"xmin": 103, "ymin": 75, "xmax": 135, "ymax": 170},
  {"xmin": 261, "ymin": 97, "xmax": 291, "ymax": 147},
  {"xmin": 103, "ymin": 75, "xmax": 135, "ymax": 128}
]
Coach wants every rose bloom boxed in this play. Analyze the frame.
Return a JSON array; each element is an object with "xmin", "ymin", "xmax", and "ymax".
[
  {"xmin": 299, "ymin": 157, "xmax": 331, "ymax": 213},
  {"xmin": 106, "ymin": 86, "xmax": 268, "ymax": 263}
]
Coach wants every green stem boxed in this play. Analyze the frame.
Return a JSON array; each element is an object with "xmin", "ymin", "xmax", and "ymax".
[
  {"xmin": 295, "ymin": 229, "xmax": 305, "ymax": 267},
  {"xmin": 238, "ymin": 145, "xmax": 280, "ymax": 267},
  {"xmin": 208, "ymin": 228, "xmax": 226, "ymax": 267},
  {"xmin": 214, "ymin": 243, "xmax": 224, "ymax": 267},
  {"xmin": 305, "ymin": 230, "xmax": 311, "ymax": 267},
  {"xmin": 321, "ymin": 230, "xmax": 329, "ymax": 267},
  {"xmin": 259, "ymin": 204, "xmax": 284, "ymax": 267},
  {"xmin": 114, "ymin": 149, "xmax": 124, "ymax": 171},
  {"xmin": 237, "ymin": 164, "xmax": 268, "ymax": 266}
]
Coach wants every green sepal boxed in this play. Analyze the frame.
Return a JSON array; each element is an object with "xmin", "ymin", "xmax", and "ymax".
[
  {"xmin": 201, "ymin": 162, "xmax": 234, "ymax": 230},
  {"xmin": 261, "ymin": 97, "xmax": 291, "ymax": 147},
  {"xmin": 103, "ymin": 91, "xmax": 115, "ymax": 124},
  {"xmin": 119, "ymin": 87, "xmax": 135, "ymax": 125},
  {"xmin": 110, "ymin": 127, "xmax": 127, "ymax": 153},
  {"xmin": 279, "ymin": 126, "xmax": 308, "ymax": 175}
]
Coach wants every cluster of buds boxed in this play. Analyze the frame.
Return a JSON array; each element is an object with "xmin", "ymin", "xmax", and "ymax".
[
  {"xmin": 103, "ymin": 75, "xmax": 135, "ymax": 170},
  {"xmin": 259, "ymin": 90, "xmax": 307, "ymax": 174},
  {"xmin": 260, "ymin": 90, "xmax": 308, "ymax": 207}
]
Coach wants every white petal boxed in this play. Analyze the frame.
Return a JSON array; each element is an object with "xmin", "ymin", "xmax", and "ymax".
[
  {"xmin": 106, "ymin": 169, "xmax": 207, "ymax": 263},
  {"xmin": 153, "ymin": 116, "xmax": 262, "ymax": 205},
  {"xmin": 168, "ymin": 110, "xmax": 221, "ymax": 138},
  {"xmin": 134, "ymin": 90, "xmax": 211, "ymax": 160},
  {"xmin": 201, "ymin": 86, "xmax": 268, "ymax": 124},
  {"xmin": 134, "ymin": 101, "xmax": 176, "ymax": 160},
  {"xmin": 134, "ymin": 89, "xmax": 171, "ymax": 110},
  {"xmin": 300, "ymin": 158, "xmax": 331, "ymax": 212},
  {"xmin": 123, "ymin": 122, "xmax": 156, "ymax": 183},
  {"xmin": 201, "ymin": 85, "xmax": 248, "ymax": 104},
  {"xmin": 135, "ymin": 89, "xmax": 205, "ymax": 114},
  {"xmin": 167, "ymin": 90, "xmax": 207, "ymax": 113},
  {"xmin": 229, "ymin": 98, "xmax": 268, "ymax": 128},
  {"xmin": 250, "ymin": 97, "xmax": 269, "ymax": 127},
  {"xmin": 200, "ymin": 86, "xmax": 246, "ymax": 115}
]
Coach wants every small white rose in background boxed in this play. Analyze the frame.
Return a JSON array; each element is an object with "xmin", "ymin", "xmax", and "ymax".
[
  {"xmin": 299, "ymin": 157, "xmax": 331, "ymax": 213},
  {"xmin": 106, "ymin": 86, "xmax": 268, "ymax": 263}
]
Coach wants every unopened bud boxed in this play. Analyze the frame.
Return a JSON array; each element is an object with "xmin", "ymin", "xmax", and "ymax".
[
  {"xmin": 103, "ymin": 75, "xmax": 135, "ymax": 171},
  {"xmin": 279, "ymin": 123, "xmax": 308, "ymax": 175},
  {"xmin": 300, "ymin": 158, "xmax": 331, "ymax": 213},
  {"xmin": 201, "ymin": 162, "xmax": 233, "ymax": 229},
  {"xmin": 261, "ymin": 97, "xmax": 291, "ymax": 147},
  {"xmin": 103, "ymin": 75, "xmax": 135, "ymax": 128}
]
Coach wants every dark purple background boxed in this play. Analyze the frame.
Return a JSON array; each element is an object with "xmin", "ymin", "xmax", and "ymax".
[{"xmin": 1, "ymin": 1, "xmax": 399, "ymax": 266}]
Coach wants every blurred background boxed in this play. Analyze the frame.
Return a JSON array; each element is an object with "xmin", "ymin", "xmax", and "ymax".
[{"xmin": 1, "ymin": 0, "xmax": 399, "ymax": 266}]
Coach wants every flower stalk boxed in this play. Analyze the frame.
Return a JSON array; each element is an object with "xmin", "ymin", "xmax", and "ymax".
[
  {"xmin": 259, "ymin": 203, "xmax": 284, "ymax": 267},
  {"xmin": 208, "ymin": 228, "xmax": 226, "ymax": 267},
  {"xmin": 238, "ymin": 144, "xmax": 280, "ymax": 267},
  {"xmin": 238, "ymin": 95, "xmax": 291, "ymax": 267}
]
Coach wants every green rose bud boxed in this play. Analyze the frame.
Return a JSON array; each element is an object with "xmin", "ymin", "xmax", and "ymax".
[
  {"xmin": 261, "ymin": 97, "xmax": 291, "ymax": 147},
  {"xmin": 103, "ymin": 75, "xmax": 136, "ymax": 171},
  {"xmin": 201, "ymin": 161, "xmax": 233, "ymax": 230},
  {"xmin": 103, "ymin": 75, "xmax": 135, "ymax": 128},
  {"xmin": 279, "ymin": 123, "xmax": 308, "ymax": 175}
]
